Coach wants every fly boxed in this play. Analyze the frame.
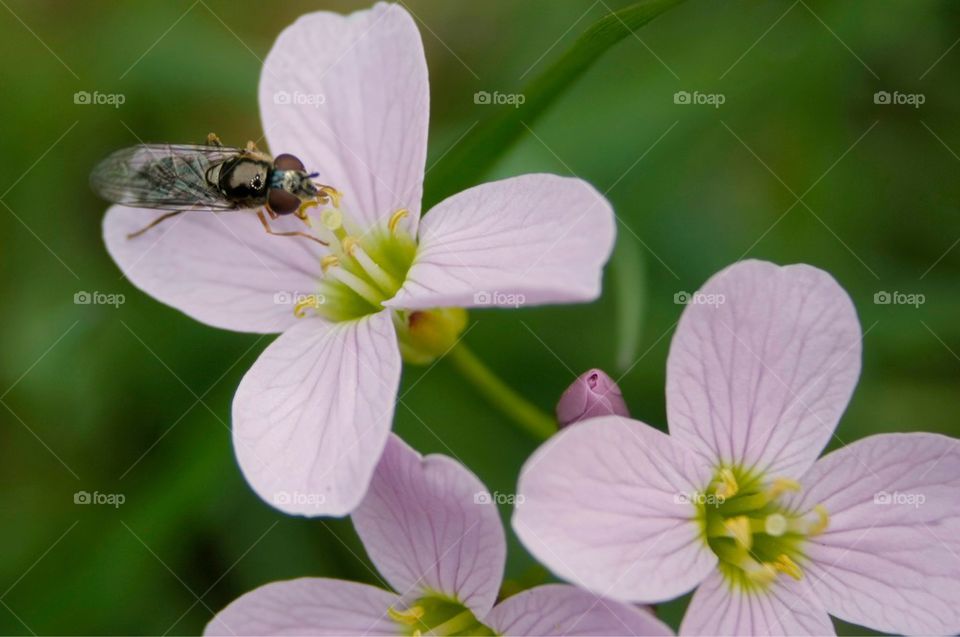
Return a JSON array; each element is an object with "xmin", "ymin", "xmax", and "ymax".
[{"xmin": 90, "ymin": 134, "xmax": 337, "ymax": 243}]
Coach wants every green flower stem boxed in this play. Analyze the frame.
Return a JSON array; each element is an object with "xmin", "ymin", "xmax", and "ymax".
[{"xmin": 447, "ymin": 344, "xmax": 556, "ymax": 441}]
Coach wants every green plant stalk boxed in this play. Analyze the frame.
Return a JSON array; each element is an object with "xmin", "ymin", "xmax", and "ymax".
[
  {"xmin": 447, "ymin": 344, "xmax": 556, "ymax": 441},
  {"xmin": 423, "ymin": 0, "xmax": 687, "ymax": 209}
]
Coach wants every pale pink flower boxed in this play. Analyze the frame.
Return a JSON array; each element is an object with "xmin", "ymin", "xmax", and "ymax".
[
  {"xmin": 103, "ymin": 3, "xmax": 614, "ymax": 516},
  {"xmin": 205, "ymin": 435, "xmax": 672, "ymax": 636},
  {"xmin": 514, "ymin": 260, "xmax": 960, "ymax": 636}
]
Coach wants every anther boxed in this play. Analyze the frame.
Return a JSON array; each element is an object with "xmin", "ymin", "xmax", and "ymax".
[
  {"xmin": 388, "ymin": 208, "xmax": 409, "ymax": 234},
  {"xmin": 724, "ymin": 516, "xmax": 753, "ymax": 550},
  {"xmin": 773, "ymin": 554, "xmax": 802, "ymax": 580},
  {"xmin": 342, "ymin": 236, "xmax": 358, "ymax": 255},
  {"xmin": 321, "ymin": 255, "xmax": 340, "ymax": 273},
  {"xmin": 767, "ymin": 477, "xmax": 802, "ymax": 498},
  {"xmin": 744, "ymin": 560, "xmax": 778, "ymax": 586},
  {"xmin": 808, "ymin": 504, "xmax": 829, "ymax": 536},
  {"xmin": 297, "ymin": 199, "xmax": 321, "ymax": 221},
  {"xmin": 715, "ymin": 468, "xmax": 739, "ymax": 499},
  {"xmin": 293, "ymin": 295, "xmax": 322, "ymax": 318},
  {"xmin": 319, "ymin": 186, "xmax": 342, "ymax": 208},
  {"xmin": 387, "ymin": 605, "xmax": 425, "ymax": 626}
]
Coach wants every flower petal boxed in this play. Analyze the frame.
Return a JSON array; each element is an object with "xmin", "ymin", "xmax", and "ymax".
[
  {"xmin": 232, "ymin": 311, "xmax": 400, "ymax": 516},
  {"xmin": 259, "ymin": 3, "xmax": 428, "ymax": 230},
  {"xmin": 787, "ymin": 433, "xmax": 960, "ymax": 636},
  {"xmin": 486, "ymin": 584, "xmax": 674, "ymax": 636},
  {"xmin": 204, "ymin": 577, "xmax": 400, "ymax": 636},
  {"xmin": 352, "ymin": 434, "xmax": 506, "ymax": 618},
  {"xmin": 666, "ymin": 260, "xmax": 861, "ymax": 478},
  {"xmin": 104, "ymin": 205, "xmax": 325, "ymax": 333},
  {"xmin": 680, "ymin": 571, "xmax": 834, "ymax": 636},
  {"xmin": 385, "ymin": 174, "xmax": 615, "ymax": 310},
  {"xmin": 513, "ymin": 415, "xmax": 717, "ymax": 603}
]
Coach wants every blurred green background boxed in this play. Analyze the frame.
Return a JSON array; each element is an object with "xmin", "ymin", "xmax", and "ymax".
[{"xmin": 1, "ymin": 0, "xmax": 958, "ymax": 634}]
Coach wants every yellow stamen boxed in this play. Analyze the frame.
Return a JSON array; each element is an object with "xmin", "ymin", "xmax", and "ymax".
[
  {"xmin": 388, "ymin": 208, "xmax": 409, "ymax": 234},
  {"xmin": 809, "ymin": 504, "xmax": 829, "ymax": 536},
  {"xmin": 387, "ymin": 605, "xmax": 424, "ymax": 626},
  {"xmin": 293, "ymin": 295, "xmax": 322, "ymax": 318},
  {"xmin": 773, "ymin": 554, "xmax": 803, "ymax": 580},
  {"xmin": 342, "ymin": 236, "xmax": 358, "ymax": 255},
  {"xmin": 319, "ymin": 186, "xmax": 342, "ymax": 208},
  {"xmin": 764, "ymin": 513, "xmax": 788, "ymax": 537},
  {"xmin": 341, "ymin": 235, "xmax": 399, "ymax": 294},
  {"xmin": 320, "ymin": 255, "xmax": 340, "ymax": 273},
  {"xmin": 715, "ymin": 468, "xmax": 739, "ymax": 499},
  {"xmin": 725, "ymin": 515, "xmax": 753, "ymax": 550},
  {"xmin": 297, "ymin": 198, "xmax": 321, "ymax": 221},
  {"xmin": 744, "ymin": 561, "xmax": 778, "ymax": 586},
  {"xmin": 328, "ymin": 267, "xmax": 385, "ymax": 307},
  {"xmin": 767, "ymin": 477, "xmax": 802, "ymax": 498}
]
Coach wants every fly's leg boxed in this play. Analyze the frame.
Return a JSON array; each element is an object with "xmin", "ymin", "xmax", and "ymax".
[
  {"xmin": 257, "ymin": 210, "xmax": 328, "ymax": 246},
  {"xmin": 127, "ymin": 211, "xmax": 184, "ymax": 239},
  {"xmin": 206, "ymin": 132, "xmax": 223, "ymax": 147},
  {"xmin": 243, "ymin": 140, "xmax": 272, "ymax": 162}
]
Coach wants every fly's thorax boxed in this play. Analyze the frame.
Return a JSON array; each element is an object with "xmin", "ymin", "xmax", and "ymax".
[
  {"xmin": 213, "ymin": 156, "xmax": 271, "ymax": 203},
  {"xmin": 388, "ymin": 595, "xmax": 496, "ymax": 637},
  {"xmin": 694, "ymin": 465, "xmax": 829, "ymax": 593}
]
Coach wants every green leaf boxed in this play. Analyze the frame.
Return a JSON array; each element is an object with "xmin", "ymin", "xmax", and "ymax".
[
  {"xmin": 612, "ymin": 234, "xmax": 647, "ymax": 372},
  {"xmin": 423, "ymin": 0, "xmax": 686, "ymax": 209}
]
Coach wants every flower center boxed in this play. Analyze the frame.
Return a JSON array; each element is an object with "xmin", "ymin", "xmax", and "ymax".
[
  {"xmin": 290, "ymin": 193, "xmax": 468, "ymax": 364},
  {"xmin": 388, "ymin": 595, "xmax": 496, "ymax": 636},
  {"xmin": 696, "ymin": 466, "xmax": 829, "ymax": 592},
  {"xmin": 290, "ymin": 201, "xmax": 416, "ymax": 322}
]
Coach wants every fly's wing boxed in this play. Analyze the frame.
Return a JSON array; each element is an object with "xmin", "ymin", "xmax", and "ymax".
[{"xmin": 90, "ymin": 144, "xmax": 243, "ymax": 211}]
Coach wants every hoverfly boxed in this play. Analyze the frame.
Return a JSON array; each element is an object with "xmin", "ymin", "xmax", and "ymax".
[{"xmin": 90, "ymin": 134, "xmax": 334, "ymax": 242}]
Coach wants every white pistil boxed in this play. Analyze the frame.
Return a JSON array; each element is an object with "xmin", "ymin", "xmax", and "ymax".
[
  {"xmin": 342, "ymin": 237, "xmax": 399, "ymax": 295},
  {"xmin": 321, "ymin": 208, "xmax": 341, "ymax": 229},
  {"xmin": 764, "ymin": 513, "xmax": 788, "ymax": 537}
]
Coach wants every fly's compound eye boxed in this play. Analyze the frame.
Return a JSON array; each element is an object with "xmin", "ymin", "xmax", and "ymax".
[
  {"xmin": 268, "ymin": 188, "xmax": 301, "ymax": 215},
  {"xmin": 273, "ymin": 153, "xmax": 305, "ymax": 172}
]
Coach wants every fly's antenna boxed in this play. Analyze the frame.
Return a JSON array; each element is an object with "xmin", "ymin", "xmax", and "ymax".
[{"xmin": 306, "ymin": 172, "xmax": 320, "ymax": 179}]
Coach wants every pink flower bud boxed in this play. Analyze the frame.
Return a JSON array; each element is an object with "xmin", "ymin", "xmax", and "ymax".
[{"xmin": 555, "ymin": 368, "xmax": 630, "ymax": 428}]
